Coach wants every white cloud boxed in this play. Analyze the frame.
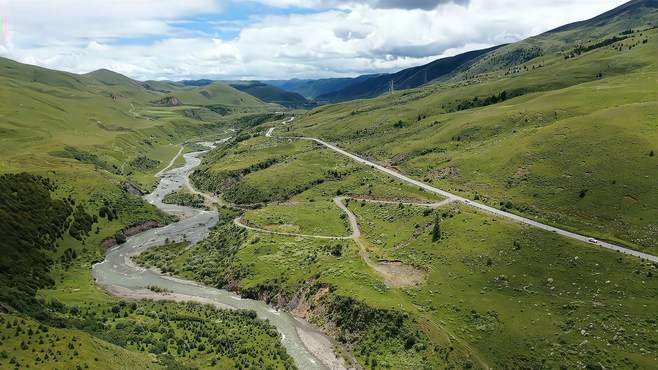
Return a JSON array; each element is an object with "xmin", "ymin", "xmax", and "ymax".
[
  {"xmin": 0, "ymin": 0, "xmax": 630, "ymax": 80},
  {"xmin": 2, "ymin": 0, "xmax": 220, "ymax": 46}
]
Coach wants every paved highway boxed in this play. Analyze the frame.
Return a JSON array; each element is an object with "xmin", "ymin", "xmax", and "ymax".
[{"xmin": 268, "ymin": 119, "xmax": 658, "ymax": 263}]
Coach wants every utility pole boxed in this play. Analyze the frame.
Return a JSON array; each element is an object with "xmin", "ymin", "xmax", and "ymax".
[{"xmin": 389, "ymin": 80, "xmax": 394, "ymax": 95}]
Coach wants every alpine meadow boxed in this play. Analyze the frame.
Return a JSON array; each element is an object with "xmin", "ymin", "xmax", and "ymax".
[{"xmin": 0, "ymin": 1, "xmax": 657, "ymax": 369}]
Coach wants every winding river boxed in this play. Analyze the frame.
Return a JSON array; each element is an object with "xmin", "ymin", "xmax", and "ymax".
[{"xmin": 92, "ymin": 139, "xmax": 342, "ymax": 370}]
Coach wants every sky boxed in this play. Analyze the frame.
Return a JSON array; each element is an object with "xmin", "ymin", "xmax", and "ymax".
[{"xmin": 0, "ymin": 0, "xmax": 629, "ymax": 81}]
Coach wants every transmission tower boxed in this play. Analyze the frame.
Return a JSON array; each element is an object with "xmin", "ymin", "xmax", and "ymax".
[{"xmin": 389, "ymin": 80, "xmax": 394, "ymax": 95}]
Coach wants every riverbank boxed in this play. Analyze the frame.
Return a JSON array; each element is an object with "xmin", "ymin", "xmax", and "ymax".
[{"xmin": 92, "ymin": 139, "xmax": 346, "ymax": 370}]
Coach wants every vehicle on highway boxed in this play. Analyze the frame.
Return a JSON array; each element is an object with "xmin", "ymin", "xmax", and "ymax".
[{"xmin": 588, "ymin": 238, "xmax": 599, "ymax": 244}]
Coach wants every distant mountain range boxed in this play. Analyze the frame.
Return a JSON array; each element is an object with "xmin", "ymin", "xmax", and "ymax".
[
  {"xmin": 262, "ymin": 45, "xmax": 503, "ymax": 104},
  {"xmin": 264, "ymin": 0, "xmax": 658, "ymax": 104},
  {"xmin": 314, "ymin": 45, "xmax": 502, "ymax": 103},
  {"xmin": 228, "ymin": 81, "xmax": 315, "ymax": 109},
  {"xmin": 6, "ymin": 0, "xmax": 654, "ymax": 113},
  {"xmin": 264, "ymin": 74, "xmax": 383, "ymax": 101},
  {"xmin": 136, "ymin": 0, "xmax": 658, "ymax": 108}
]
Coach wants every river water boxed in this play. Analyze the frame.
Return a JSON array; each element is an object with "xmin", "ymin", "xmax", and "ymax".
[{"xmin": 92, "ymin": 140, "xmax": 337, "ymax": 369}]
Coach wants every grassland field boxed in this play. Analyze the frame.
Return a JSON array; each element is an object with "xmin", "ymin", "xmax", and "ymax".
[
  {"xmin": 286, "ymin": 28, "xmax": 658, "ymax": 255},
  {"xmin": 0, "ymin": 56, "xmax": 302, "ymax": 369},
  {"xmin": 152, "ymin": 117, "xmax": 658, "ymax": 368},
  {"xmin": 1, "ymin": 9, "xmax": 657, "ymax": 370}
]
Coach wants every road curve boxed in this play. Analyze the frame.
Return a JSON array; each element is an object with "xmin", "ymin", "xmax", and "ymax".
[
  {"xmin": 269, "ymin": 119, "xmax": 658, "ymax": 263},
  {"xmin": 334, "ymin": 197, "xmax": 361, "ymax": 239},
  {"xmin": 232, "ymin": 197, "xmax": 453, "ymax": 241}
]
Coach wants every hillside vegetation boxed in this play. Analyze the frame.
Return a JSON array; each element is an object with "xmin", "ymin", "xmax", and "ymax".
[
  {"xmin": 229, "ymin": 81, "xmax": 315, "ymax": 109},
  {"xmin": 166, "ymin": 82, "xmax": 267, "ymax": 108},
  {"xmin": 176, "ymin": 2, "xmax": 658, "ymax": 368},
  {"xmin": 179, "ymin": 127, "xmax": 658, "ymax": 369},
  {"xmin": 0, "ymin": 55, "xmax": 292, "ymax": 368},
  {"xmin": 290, "ymin": 22, "xmax": 658, "ymax": 255},
  {"xmin": 1, "ymin": 1, "xmax": 656, "ymax": 369}
]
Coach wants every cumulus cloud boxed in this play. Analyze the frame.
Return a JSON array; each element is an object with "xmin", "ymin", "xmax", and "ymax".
[
  {"xmin": 2, "ymin": 0, "xmax": 219, "ymax": 46},
  {"xmin": 0, "ymin": 0, "xmax": 629, "ymax": 80}
]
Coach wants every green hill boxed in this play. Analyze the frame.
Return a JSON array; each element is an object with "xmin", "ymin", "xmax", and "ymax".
[
  {"xmin": 183, "ymin": 3, "xmax": 658, "ymax": 368},
  {"xmin": 0, "ymin": 56, "xmax": 90, "ymax": 92},
  {"xmin": 141, "ymin": 79, "xmax": 185, "ymax": 93},
  {"xmin": 81, "ymin": 68, "xmax": 163, "ymax": 102},
  {"xmin": 289, "ymin": 2, "xmax": 658, "ymax": 255},
  {"xmin": 0, "ymin": 55, "xmax": 289, "ymax": 369},
  {"xmin": 84, "ymin": 68, "xmax": 141, "ymax": 86},
  {"xmin": 165, "ymin": 81, "xmax": 270, "ymax": 108},
  {"xmin": 229, "ymin": 81, "xmax": 314, "ymax": 108},
  {"xmin": 448, "ymin": 0, "xmax": 658, "ymax": 81}
]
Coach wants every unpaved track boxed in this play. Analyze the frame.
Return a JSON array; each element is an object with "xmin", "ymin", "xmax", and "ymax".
[
  {"xmin": 233, "ymin": 216, "xmax": 353, "ymax": 240},
  {"xmin": 155, "ymin": 145, "xmax": 184, "ymax": 177},
  {"xmin": 268, "ymin": 118, "xmax": 658, "ymax": 263},
  {"xmin": 232, "ymin": 190, "xmax": 428, "ymax": 287}
]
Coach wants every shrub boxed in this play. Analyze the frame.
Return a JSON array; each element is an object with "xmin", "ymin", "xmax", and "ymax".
[
  {"xmin": 115, "ymin": 232, "xmax": 127, "ymax": 244},
  {"xmin": 431, "ymin": 214, "xmax": 441, "ymax": 242}
]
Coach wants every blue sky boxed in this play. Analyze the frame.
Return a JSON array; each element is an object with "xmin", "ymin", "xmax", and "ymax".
[
  {"xmin": 168, "ymin": 2, "xmax": 331, "ymax": 40},
  {"xmin": 0, "ymin": 0, "xmax": 628, "ymax": 80}
]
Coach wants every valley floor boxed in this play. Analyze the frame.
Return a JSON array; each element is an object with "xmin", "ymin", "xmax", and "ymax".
[{"xmin": 147, "ymin": 120, "xmax": 658, "ymax": 369}]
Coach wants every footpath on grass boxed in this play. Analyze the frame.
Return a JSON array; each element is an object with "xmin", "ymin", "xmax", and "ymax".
[{"xmin": 232, "ymin": 195, "xmax": 440, "ymax": 288}]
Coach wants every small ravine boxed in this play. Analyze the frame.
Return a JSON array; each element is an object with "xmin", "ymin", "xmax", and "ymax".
[{"xmin": 92, "ymin": 139, "xmax": 341, "ymax": 370}]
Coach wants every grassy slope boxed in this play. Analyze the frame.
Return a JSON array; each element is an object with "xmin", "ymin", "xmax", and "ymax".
[
  {"xmin": 0, "ymin": 56, "xmax": 246, "ymax": 193},
  {"xmin": 229, "ymin": 81, "xmax": 312, "ymax": 108},
  {"xmin": 348, "ymin": 202, "xmax": 657, "ymax": 369},
  {"xmin": 289, "ymin": 28, "xmax": 658, "ymax": 254},
  {"xmin": 1, "ymin": 58, "xmax": 292, "ymax": 368},
  {"xmin": 243, "ymin": 200, "xmax": 349, "ymax": 236},
  {"xmin": 141, "ymin": 79, "xmax": 185, "ymax": 93},
  {"xmin": 447, "ymin": 0, "xmax": 658, "ymax": 82},
  {"xmin": 169, "ymin": 82, "xmax": 269, "ymax": 108},
  {"xmin": 192, "ymin": 135, "xmax": 443, "ymax": 205},
  {"xmin": 168, "ymin": 132, "xmax": 658, "ymax": 369},
  {"xmin": 0, "ymin": 313, "xmax": 158, "ymax": 370},
  {"xmin": 83, "ymin": 68, "xmax": 160, "ymax": 102},
  {"xmin": 173, "ymin": 9, "xmax": 658, "ymax": 368}
]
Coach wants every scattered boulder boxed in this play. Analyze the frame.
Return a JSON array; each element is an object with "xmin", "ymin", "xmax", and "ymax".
[{"xmin": 122, "ymin": 181, "xmax": 145, "ymax": 196}]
